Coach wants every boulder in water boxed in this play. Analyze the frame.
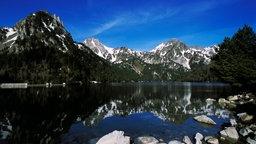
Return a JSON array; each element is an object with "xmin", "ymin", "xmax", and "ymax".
[
  {"xmin": 134, "ymin": 136, "xmax": 159, "ymax": 144},
  {"xmin": 96, "ymin": 130, "xmax": 130, "ymax": 144},
  {"xmin": 194, "ymin": 115, "xmax": 216, "ymax": 125},
  {"xmin": 220, "ymin": 127, "xmax": 239, "ymax": 143}
]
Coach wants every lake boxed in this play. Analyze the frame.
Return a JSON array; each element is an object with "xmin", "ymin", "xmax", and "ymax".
[{"xmin": 0, "ymin": 82, "xmax": 232, "ymax": 143}]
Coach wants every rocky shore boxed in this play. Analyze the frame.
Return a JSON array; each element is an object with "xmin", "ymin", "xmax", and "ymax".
[
  {"xmin": 218, "ymin": 93, "xmax": 256, "ymax": 144},
  {"xmin": 94, "ymin": 93, "xmax": 256, "ymax": 144}
]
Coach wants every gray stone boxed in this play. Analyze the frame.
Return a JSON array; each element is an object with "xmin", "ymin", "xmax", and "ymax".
[
  {"xmin": 183, "ymin": 136, "xmax": 192, "ymax": 144},
  {"xmin": 206, "ymin": 98, "xmax": 216, "ymax": 103},
  {"xmin": 96, "ymin": 130, "xmax": 130, "ymax": 144},
  {"xmin": 239, "ymin": 127, "xmax": 253, "ymax": 137},
  {"xmin": 220, "ymin": 127, "xmax": 239, "ymax": 143},
  {"xmin": 135, "ymin": 136, "xmax": 159, "ymax": 144},
  {"xmin": 227, "ymin": 102, "xmax": 237, "ymax": 109},
  {"xmin": 249, "ymin": 124, "xmax": 256, "ymax": 131},
  {"xmin": 218, "ymin": 98, "xmax": 227, "ymax": 107},
  {"xmin": 227, "ymin": 95, "xmax": 239, "ymax": 101},
  {"xmin": 246, "ymin": 137, "xmax": 256, "ymax": 144},
  {"xmin": 237, "ymin": 112, "xmax": 254, "ymax": 123},
  {"xmin": 195, "ymin": 132, "xmax": 203, "ymax": 144},
  {"xmin": 168, "ymin": 140, "xmax": 183, "ymax": 144},
  {"xmin": 205, "ymin": 136, "xmax": 219, "ymax": 144},
  {"xmin": 230, "ymin": 119, "xmax": 237, "ymax": 126},
  {"xmin": 237, "ymin": 112, "xmax": 247, "ymax": 118},
  {"xmin": 194, "ymin": 115, "xmax": 216, "ymax": 125}
]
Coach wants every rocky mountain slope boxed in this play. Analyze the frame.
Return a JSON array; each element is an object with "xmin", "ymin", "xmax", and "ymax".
[
  {"xmin": 84, "ymin": 38, "xmax": 217, "ymax": 70},
  {"xmin": 0, "ymin": 11, "xmax": 115, "ymax": 83},
  {"xmin": 84, "ymin": 38, "xmax": 218, "ymax": 81}
]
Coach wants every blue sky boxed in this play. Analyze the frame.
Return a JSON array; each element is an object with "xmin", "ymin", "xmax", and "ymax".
[{"xmin": 1, "ymin": 0, "xmax": 256, "ymax": 51}]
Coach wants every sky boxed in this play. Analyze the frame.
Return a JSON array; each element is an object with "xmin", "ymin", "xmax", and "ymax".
[{"xmin": 1, "ymin": 0, "xmax": 256, "ymax": 51}]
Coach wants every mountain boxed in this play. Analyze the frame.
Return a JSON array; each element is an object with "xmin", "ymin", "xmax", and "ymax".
[
  {"xmin": 0, "ymin": 10, "xmax": 219, "ymax": 83},
  {"xmin": 84, "ymin": 38, "xmax": 218, "ymax": 81},
  {"xmin": 83, "ymin": 38, "xmax": 144, "ymax": 63},
  {"xmin": 0, "ymin": 11, "xmax": 115, "ymax": 83},
  {"xmin": 147, "ymin": 38, "xmax": 217, "ymax": 69},
  {"xmin": 84, "ymin": 38, "xmax": 217, "ymax": 69}
]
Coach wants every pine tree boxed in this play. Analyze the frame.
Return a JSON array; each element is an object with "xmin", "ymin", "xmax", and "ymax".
[{"xmin": 211, "ymin": 25, "xmax": 256, "ymax": 91}]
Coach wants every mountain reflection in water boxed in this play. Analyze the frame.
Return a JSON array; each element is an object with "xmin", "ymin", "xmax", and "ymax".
[
  {"xmin": 0, "ymin": 82, "xmax": 232, "ymax": 143},
  {"xmin": 84, "ymin": 82, "xmax": 231, "ymax": 126}
]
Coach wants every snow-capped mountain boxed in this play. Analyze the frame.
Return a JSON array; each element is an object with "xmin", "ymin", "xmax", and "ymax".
[
  {"xmin": 0, "ymin": 11, "xmax": 116, "ymax": 83},
  {"xmin": 144, "ymin": 38, "xmax": 218, "ymax": 69},
  {"xmin": 0, "ymin": 10, "xmax": 73, "ymax": 53},
  {"xmin": 83, "ymin": 38, "xmax": 115, "ymax": 62},
  {"xmin": 84, "ymin": 38, "xmax": 218, "ymax": 71},
  {"xmin": 83, "ymin": 38, "xmax": 145, "ymax": 63}
]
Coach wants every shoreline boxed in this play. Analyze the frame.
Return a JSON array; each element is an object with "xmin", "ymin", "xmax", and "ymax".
[{"xmin": 94, "ymin": 93, "xmax": 256, "ymax": 144}]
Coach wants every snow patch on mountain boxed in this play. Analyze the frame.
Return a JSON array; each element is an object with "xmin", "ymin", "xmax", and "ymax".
[
  {"xmin": 5, "ymin": 27, "xmax": 16, "ymax": 37},
  {"xmin": 84, "ymin": 38, "xmax": 218, "ymax": 70},
  {"xmin": 83, "ymin": 38, "xmax": 117, "ymax": 62}
]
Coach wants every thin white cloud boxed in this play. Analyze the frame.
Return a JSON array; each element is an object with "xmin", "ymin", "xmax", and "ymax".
[
  {"xmin": 87, "ymin": 8, "xmax": 177, "ymax": 37},
  {"xmin": 90, "ymin": 18, "xmax": 124, "ymax": 36}
]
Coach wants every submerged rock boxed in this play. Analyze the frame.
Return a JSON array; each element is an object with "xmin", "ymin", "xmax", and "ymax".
[
  {"xmin": 96, "ymin": 130, "xmax": 130, "ymax": 144},
  {"xmin": 220, "ymin": 127, "xmax": 239, "ymax": 143},
  {"xmin": 194, "ymin": 115, "xmax": 216, "ymax": 125},
  {"xmin": 134, "ymin": 136, "xmax": 159, "ymax": 144}
]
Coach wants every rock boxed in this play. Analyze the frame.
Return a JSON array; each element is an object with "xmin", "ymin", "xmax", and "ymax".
[
  {"xmin": 245, "ymin": 95, "xmax": 250, "ymax": 99},
  {"xmin": 183, "ymin": 136, "xmax": 192, "ymax": 144},
  {"xmin": 227, "ymin": 102, "xmax": 237, "ymax": 109},
  {"xmin": 249, "ymin": 98, "xmax": 254, "ymax": 102},
  {"xmin": 220, "ymin": 127, "xmax": 239, "ymax": 143},
  {"xmin": 239, "ymin": 127, "xmax": 253, "ymax": 137},
  {"xmin": 194, "ymin": 115, "xmax": 216, "ymax": 125},
  {"xmin": 227, "ymin": 95, "xmax": 239, "ymax": 101},
  {"xmin": 230, "ymin": 119, "xmax": 237, "ymax": 126},
  {"xmin": 249, "ymin": 124, "xmax": 256, "ymax": 131},
  {"xmin": 218, "ymin": 98, "xmax": 227, "ymax": 107},
  {"xmin": 134, "ymin": 136, "xmax": 159, "ymax": 144},
  {"xmin": 96, "ymin": 130, "xmax": 130, "ymax": 144},
  {"xmin": 168, "ymin": 140, "xmax": 183, "ymax": 144},
  {"xmin": 246, "ymin": 137, "xmax": 256, "ymax": 144},
  {"xmin": 195, "ymin": 133, "xmax": 203, "ymax": 144},
  {"xmin": 205, "ymin": 136, "xmax": 219, "ymax": 144},
  {"xmin": 237, "ymin": 112, "xmax": 254, "ymax": 123},
  {"xmin": 206, "ymin": 98, "xmax": 216, "ymax": 103},
  {"xmin": 237, "ymin": 112, "xmax": 247, "ymax": 118}
]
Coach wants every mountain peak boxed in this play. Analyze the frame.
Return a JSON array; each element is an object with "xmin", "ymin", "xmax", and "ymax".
[
  {"xmin": 169, "ymin": 38, "xmax": 181, "ymax": 43},
  {"xmin": 150, "ymin": 38, "xmax": 187, "ymax": 53},
  {"xmin": 0, "ymin": 10, "xmax": 75, "ymax": 53},
  {"xmin": 84, "ymin": 38, "xmax": 103, "ymax": 48},
  {"xmin": 15, "ymin": 10, "xmax": 64, "ymax": 34},
  {"xmin": 83, "ymin": 38, "xmax": 115, "ymax": 61}
]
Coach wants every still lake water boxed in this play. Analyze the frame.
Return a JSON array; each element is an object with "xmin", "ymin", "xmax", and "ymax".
[{"xmin": 0, "ymin": 82, "xmax": 232, "ymax": 143}]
